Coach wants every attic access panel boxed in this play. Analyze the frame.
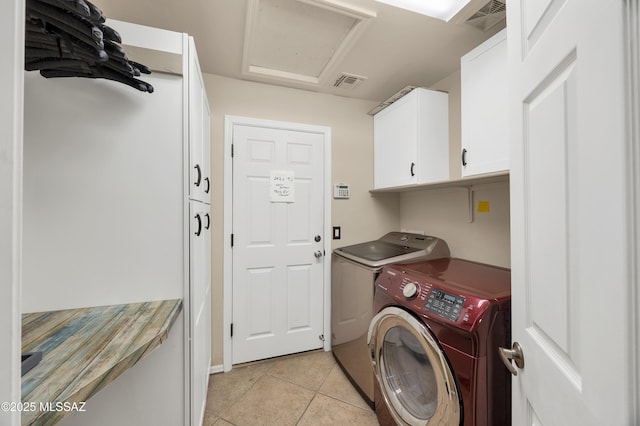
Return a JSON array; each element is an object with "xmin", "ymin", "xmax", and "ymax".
[{"xmin": 242, "ymin": 0, "xmax": 375, "ymax": 86}]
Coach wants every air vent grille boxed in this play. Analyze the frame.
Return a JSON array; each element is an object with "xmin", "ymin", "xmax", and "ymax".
[
  {"xmin": 472, "ymin": 0, "xmax": 506, "ymax": 17},
  {"xmin": 368, "ymin": 85, "xmax": 419, "ymax": 115},
  {"xmin": 466, "ymin": 0, "xmax": 506, "ymax": 31},
  {"xmin": 333, "ymin": 72, "xmax": 367, "ymax": 89}
]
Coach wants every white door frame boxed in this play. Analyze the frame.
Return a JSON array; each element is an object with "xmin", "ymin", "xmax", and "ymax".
[
  {"xmin": 626, "ymin": 7, "xmax": 640, "ymax": 420},
  {"xmin": 223, "ymin": 115, "xmax": 332, "ymax": 372},
  {"xmin": 1, "ymin": 0, "xmax": 24, "ymax": 423}
]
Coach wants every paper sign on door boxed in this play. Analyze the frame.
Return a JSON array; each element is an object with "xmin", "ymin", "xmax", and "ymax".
[{"xmin": 270, "ymin": 170, "xmax": 295, "ymax": 203}]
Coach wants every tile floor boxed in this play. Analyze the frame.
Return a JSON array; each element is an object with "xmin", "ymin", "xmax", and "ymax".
[{"xmin": 203, "ymin": 350, "xmax": 380, "ymax": 426}]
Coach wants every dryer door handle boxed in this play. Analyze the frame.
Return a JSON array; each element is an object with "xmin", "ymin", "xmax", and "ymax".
[{"xmin": 499, "ymin": 342, "xmax": 525, "ymax": 376}]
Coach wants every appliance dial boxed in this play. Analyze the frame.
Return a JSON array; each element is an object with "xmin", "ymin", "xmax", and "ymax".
[{"xmin": 403, "ymin": 282, "xmax": 420, "ymax": 299}]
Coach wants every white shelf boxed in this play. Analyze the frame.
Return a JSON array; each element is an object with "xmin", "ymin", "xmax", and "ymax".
[{"xmin": 369, "ymin": 171, "xmax": 508, "ymax": 194}]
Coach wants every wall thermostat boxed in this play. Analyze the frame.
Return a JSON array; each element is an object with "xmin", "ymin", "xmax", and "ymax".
[{"xmin": 333, "ymin": 183, "xmax": 350, "ymax": 199}]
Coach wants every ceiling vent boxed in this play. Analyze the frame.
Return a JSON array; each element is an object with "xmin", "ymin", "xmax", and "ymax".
[
  {"xmin": 333, "ymin": 72, "xmax": 367, "ymax": 89},
  {"xmin": 368, "ymin": 85, "xmax": 419, "ymax": 115},
  {"xmin": 465, "ymin": 0, "xmax": 506, "ymax": 31}
]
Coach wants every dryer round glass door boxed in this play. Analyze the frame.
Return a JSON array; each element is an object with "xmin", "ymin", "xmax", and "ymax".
[{"xmin": 368, "ymin": 307, "xmax": 462, "ymax": 426}]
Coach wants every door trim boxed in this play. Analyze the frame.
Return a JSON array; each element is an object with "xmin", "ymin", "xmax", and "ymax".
[
  {"xmin": 624, "ymin": 2, "xmax": 640, "ymax": 418},
  {"xmin": 2, "ymin": 0, "xmax": 24, "ymax": 420},
  {"xmin": 223, "ymin": 115, "xmax": 332, "ymax": 371}
]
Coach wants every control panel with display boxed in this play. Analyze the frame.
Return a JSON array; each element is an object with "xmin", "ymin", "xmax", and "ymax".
[
  {"xmin": 424, "ymin": 288, "xmax": 466, "ymax": 322},
  {"xmin": 333, "ymin": 183, "xmax": 350, "ymax": 199}
]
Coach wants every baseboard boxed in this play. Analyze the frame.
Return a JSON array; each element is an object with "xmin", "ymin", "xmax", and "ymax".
[{"xmin": 209, "ymin": 364, "xmax": 224, "ymax": 374}]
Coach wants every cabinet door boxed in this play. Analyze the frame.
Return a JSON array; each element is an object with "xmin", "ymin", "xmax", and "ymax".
[
  {"xmin": 374, "ymin": 92, "xmax": 418, "ymax": 188},
  {"xmin": 189, "ymin": 37, "xmax": 211, "ymax": 203},
  {"xmin": 416, "ymin": 89, "xmax": 449, "ymax": 183},
  {"xmin": 461, "ymin": 29, "xmax": 508, "ymax": 177},
  {"xmin": 190, "ymin": 200, "xmax": 211, "ymax": 426}
]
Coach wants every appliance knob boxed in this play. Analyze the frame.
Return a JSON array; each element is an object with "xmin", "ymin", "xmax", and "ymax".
[{"xmin": 403, "ymin": 282, "xmax": 419, "ymax": 299}]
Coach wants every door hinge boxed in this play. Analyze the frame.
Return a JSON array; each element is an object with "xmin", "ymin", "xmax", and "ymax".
[
  {"xmin": 231, "ymin": 143, "xmax": 234, "ymax": 158},
  {"xmin": 230, "ymin": 323, "xmax": 234, "ymax": 338},
  {"xmin": 231, "ymin": 233, "xmax": 234, "ymax": 247}
]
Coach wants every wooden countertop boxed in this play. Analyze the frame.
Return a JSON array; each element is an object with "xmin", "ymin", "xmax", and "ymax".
[{"xmin": 21, "ymin": 299, "xmax": 183, "ymax": 426}]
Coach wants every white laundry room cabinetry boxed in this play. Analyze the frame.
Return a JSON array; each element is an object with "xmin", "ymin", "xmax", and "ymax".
[
  {"xmin": 21, "ymin": 20, "xmax": 211, "ymax": 426},
  {"xmin": 189, "ymin": 38, "xmax": 212, "ymax": 206},
  {"xmin": 461, "ymin": 29, "xmax": 508, "ymax": 177},
  {"xmin": 187, "ymin": 36, "xmax": 213, "ymax": 426},
  {"xmin": 373, "ymin": 87, "xmax": 449, "ymax": 189}
]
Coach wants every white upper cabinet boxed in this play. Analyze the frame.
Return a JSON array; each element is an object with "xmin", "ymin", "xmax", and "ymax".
[
  {"xmin": 374, "ymin": 88, "xmax": 449, "ymax": 189},
  {"xmin": 189, "ymin": 38, "xmax": 211, "ymax": 204},
  {"xmin": 461, "ymin": 29, "xmax": 508, "ymax": 177}
]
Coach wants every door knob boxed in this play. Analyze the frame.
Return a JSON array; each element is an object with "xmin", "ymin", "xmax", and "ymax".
[
  {"xmin": 315, "ymin": 235, "xmax": 321, "ymax": 242},
  {"xmin": 499, "ymin": 342, "xmax": 525, "ymax": 376},
  {"xmin": 314, "ymin": 251, "xmax": 323, "ymax": 259}
]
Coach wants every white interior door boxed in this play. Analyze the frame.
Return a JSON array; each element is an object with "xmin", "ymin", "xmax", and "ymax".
[
  {"xmin": 508, "ymin": 1, "xmax": 636, "ymax": 425},
  {"xmin": 232, "ymin": 122, "xmax": 325, "ymax": 364}
]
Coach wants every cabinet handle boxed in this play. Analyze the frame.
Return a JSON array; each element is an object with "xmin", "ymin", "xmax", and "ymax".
[
  {"xmin": 410, "ymin": 162, "xmax": 416, "ymax": 177},
  {"xmin": 204, "ymin": 177, "xmax": 210, "ymax": 194},
  {"xmin": 194, "ymin": 214, "xmax": 202, "ymax": 236},
  {"xmin": 204, "ymin": 213, "xmax": 211, "ymax": 230},
  {"xmin": 462, "ymin": 149, "xmax": 468, "ymax": 167},
  {"xmin": 194, "ymin": 164, "xmax": 202, "ymax": 187}
]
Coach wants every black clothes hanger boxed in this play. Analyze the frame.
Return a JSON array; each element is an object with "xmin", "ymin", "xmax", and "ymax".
[{"xmin": 25, "ymin": 0, "xmax": 154, "ymax": 93}]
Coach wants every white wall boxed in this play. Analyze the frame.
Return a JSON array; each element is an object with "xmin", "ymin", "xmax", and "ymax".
[
  {"xmin": 0, "ymin": 1, "xmax": 23, "ymax": 424},
  {"xmin": 22, "ymin": 72, "xmax": 184, "ymax": 312},
  {"xmin": 202, "ymin": 73, "xmax": 400, "ymax": 366},
  {"xmin": 400, "ymin": 182, "xmax": 510, "ymax": 268}
]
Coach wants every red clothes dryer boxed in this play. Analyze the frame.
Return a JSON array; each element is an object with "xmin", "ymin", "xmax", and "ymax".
[{"xmin": 368, "ymin": 258, "xmax": 511, "ymax": 426}]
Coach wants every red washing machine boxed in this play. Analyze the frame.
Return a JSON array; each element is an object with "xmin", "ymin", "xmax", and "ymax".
[{"xmin": 368, "ymin": 258, "xmax": 511, "ymax": 426}]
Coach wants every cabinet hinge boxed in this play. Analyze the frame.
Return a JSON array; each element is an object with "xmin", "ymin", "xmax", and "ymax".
[
  {"xmin": 231, "ymin": 233, "xmax": 234, "ymax": 247},
  {"xmin": 230, "ymin": 323, "xmax": 234, "ymax": 337}
]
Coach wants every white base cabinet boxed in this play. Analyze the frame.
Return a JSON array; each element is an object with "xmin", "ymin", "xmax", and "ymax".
[
  {"xmin": 461, "ymin": 29, "xmax": 508, "ymax": 177},
  {"xmin": 373, "ymin": 88, "xmax": 449, "ymax": 189},
  {"xmin": 190, "ymin": 200, "xmax": 211, "ymax": 426}
]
